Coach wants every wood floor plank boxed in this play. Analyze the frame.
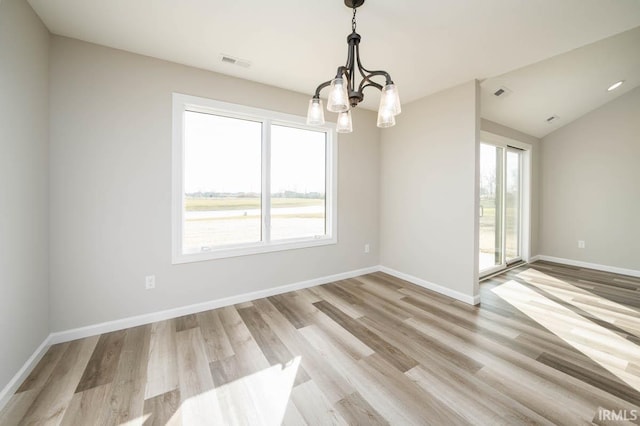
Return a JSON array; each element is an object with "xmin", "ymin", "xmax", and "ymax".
[
  {"xmin": 215, "ymin": 305, "xmax": 299, "ymax": 424},
  {"xmin": 195, "ymin": 310, "xmax": 234, "ymax": 363},
  {"xmin": 358, "ymin": 315, "xmax": 483, "ymax": 374},
  {"xmin": 307, "ymin": 285, "xmax": 365, "ymax": 319},
  {"xmin": 360, "ymin": 353, "xmax": 469, "ymax": 425},
  {"xmin": 209, "ymin": 355, "xmax": 240, "ymax": 387},
  {"xmin": 322, "ymin": 281, "xmax": 365, "ymax": 306},
  {"xmin": 236, "ymin": 305, "xmax": 311, "ymax": 386},
  {"xmin": 217, "ymin": 306, "xmax": 270, "ymax": 376},
  {"xmin": 401, "ymin": 293, "xmax": 521, "ymax": 340},
  {"xmin": 297, "ymin": 324, "xmax": 408, "ymax": 423},
  {"xmin": 336, "ymin": 278, "xmax": 413, "ymax": 322},
  {"xmin": 313, "ymin": 300, "xmax": 418, "ymax": 373},
  {"xmin": 75, "ymin": 329, "xmax": 125, "ymax": 393},
  {"xmin": 175, "ymin": 326, "xmax": 224, "ymax": 425},
  {"xmin": 16, "ymin": 343, "xmax": 69, "ymax": 393},
  {"xmin": 142, "ymin": 388, "xmax": 181, "ymax": 426},
  {"xmin": 406, "ymin": 364, "xmax": 552, "ymax": 425},
  {"xmin": 20, "ymin": 335, "xmax": 99, "ymax": 425},
  {"xmin": 267, "ymin": 293, "xmax": 314, "ymax": 329},
  {"xmin": 174, "ymin": 314, "xmax": 198, "ymax": 332},
  {"xmin": 291, "ymin": 380, "xmax": 348, "ymax": 426},
  {"xmin": 208, "ymin": 353, "xmax": 267, "ymax": 424},
  {"xmin": 102, "ymin": 325, "xmax": 151, "ymax": 425},
  {"xmin": 299, "ymin": 323, "xmax": 459, "ymax": 425},
  {"xmin": 0, "ymin": 389, "xmax": 38, "ymax": 425},
  {"xmin": 252, "ymin": 298, "xmax": 355, "ymax": 404},
  {"xmin": 354, "ymin": 275, "xmax": 405, "ymax": 299},
  {"xmin": 145, "ymin": 319, "xmax": 179, "ymax": 400},
  {"xmin": 335, "ymin": 391, "xmax": 389, "ymax": 426},
  {"xmin": 311, "ymin": 310, "xmax": 374, "ymax": 361},
  {"xmin": 60, "ymin": 383, "xmax": 112, "ymax": 426}
]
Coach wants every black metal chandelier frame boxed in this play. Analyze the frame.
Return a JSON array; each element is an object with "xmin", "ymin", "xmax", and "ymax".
[{"xmin": 311, "ymin": 0, "xmax": 394, "ymax": 108}]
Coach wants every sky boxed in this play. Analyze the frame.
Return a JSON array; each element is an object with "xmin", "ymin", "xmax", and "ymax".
[{"xmin": 184, "ymin": 111, "xmax": 326, "ymax": 194}]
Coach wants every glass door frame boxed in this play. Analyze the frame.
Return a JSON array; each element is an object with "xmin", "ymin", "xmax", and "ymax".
[
  {"xmin": 479, "ymin": 131, "xmax": 532, "ymax": 278},
  {"xmin": 505, "ymin": 146, "xmax": 523, "ymax": 266}
]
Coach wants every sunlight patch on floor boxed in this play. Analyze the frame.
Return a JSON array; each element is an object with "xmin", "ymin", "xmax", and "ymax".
[
  {"xmin": 169, "ymin": 356, "xmax": 300, "ymax": 425},
  {"xmin": 517, "ymin": 268, "xmax": 640, "ymax": 337},
  {"xmin": 492, "ymin": 280, "xmax": 640, "ymax": 393}
]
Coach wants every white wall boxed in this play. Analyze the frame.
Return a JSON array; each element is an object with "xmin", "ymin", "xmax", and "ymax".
[
  {"xmin": 48, "ymin": 36, "xmax": 380, "ymax": 331},
  {"xmin": 480, "ymin": 119, "xmax": 542, "ymax": 257},
  {"xmin": 0, "ymin": 0, "xmax": 50, "ymax": 393},
  {"xmin": 540, "ymin": 87, "xmax": 640, "ymax": 271},
  {"xmin": 380, "ymin": 81, "xmax": 480, "ymax": 302}
]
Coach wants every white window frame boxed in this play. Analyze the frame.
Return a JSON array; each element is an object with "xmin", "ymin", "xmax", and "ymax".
[{"xmin": 172, "ymin": 93, "xmax": 338, "ymax": 264}]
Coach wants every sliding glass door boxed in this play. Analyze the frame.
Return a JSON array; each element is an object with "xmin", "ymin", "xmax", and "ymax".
[{"xmin": 479, "ymin": 143, "xmax": 523, "ymax": 275}]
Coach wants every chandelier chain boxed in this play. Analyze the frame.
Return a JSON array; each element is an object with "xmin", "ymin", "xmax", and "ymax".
[{"xmin": 352, "ymin": 7, "xmax": 357, "ymax": 32}]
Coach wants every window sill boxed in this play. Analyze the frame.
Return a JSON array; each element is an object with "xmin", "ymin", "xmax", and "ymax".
[{"xmin": 172, "ymin": 236, "xmax": 337, "ymax": 264}]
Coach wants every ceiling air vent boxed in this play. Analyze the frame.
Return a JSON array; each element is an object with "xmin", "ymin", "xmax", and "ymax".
[
  {"xmin": 493, "ymin": 86, "xmax": 512, "ymax": 98},
  {"xmin": 220, "ymin": 54, "xmax": 251, "ymax": 68},
  {"xmin": 546, "ymin": 115, "xmax": 559, "ymax": 123}
]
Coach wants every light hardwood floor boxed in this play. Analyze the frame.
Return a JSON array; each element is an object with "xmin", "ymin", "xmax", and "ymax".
[{"xmin": 1, "ymin": 261, "xmax": 640, "ymax": 425}]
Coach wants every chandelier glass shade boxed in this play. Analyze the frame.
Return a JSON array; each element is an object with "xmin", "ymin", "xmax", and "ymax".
[{"xmin": 306, "ymin": 0, "xmax": 401, "ymax": 132}]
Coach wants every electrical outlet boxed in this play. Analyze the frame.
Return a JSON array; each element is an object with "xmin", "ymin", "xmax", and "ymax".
[
  {"xmin": 145, "ymin": 275, "xmax": 155, "ymax": 290},
  {"xmin": 578, "ymin": 240, "xmax": 585, "ymax": 249},
  {"xmin": 364, "ymin": 244, "xmax": 370, "ymax": 254}
]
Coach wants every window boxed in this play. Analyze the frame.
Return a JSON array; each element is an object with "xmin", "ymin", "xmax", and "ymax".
[{"xmin": 172, "ymin": 93, "xmax": 337, "ymax": 263}]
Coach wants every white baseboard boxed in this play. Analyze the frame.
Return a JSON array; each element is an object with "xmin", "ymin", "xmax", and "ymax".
[
  {"xmin": 0, "ymin": 335, "xmax": 51, "ymax": 411},
  {"xmin": 533, "ymin": 255, "xmax": 640, "ymax": 278},
  {"xmin": 49, "ymin": 266, "xmax": 380, "ymax": 345},
  {"xmin": 529, "ymin": 255, "xmax": 541, "ymax": 263},
  {"xmin": 379, "ymin": 266, "xmax": 480, "ymax": 305}
]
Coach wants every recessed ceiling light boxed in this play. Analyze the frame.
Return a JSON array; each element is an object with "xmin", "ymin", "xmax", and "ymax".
[{"xmin": 607, "ymin": 80, "xmax": 624, "ymax": 92}]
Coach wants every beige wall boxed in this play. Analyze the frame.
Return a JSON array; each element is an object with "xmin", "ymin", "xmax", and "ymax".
[
  {"xmin": 481, "ymin": 119, "xmax": 542, "ymax": 257},
  {"xmin": 540, "ymin": 87, "xmax": 640, "ymax": 271},
  {"xmin": 380, "ymin": 81, "xmax": 480, "ymax": 301},
  {"xmin": 48, "ymin": 36, "xmax": 380, "ymax": 331},
  {"xmin": 0, "ymin": 0, "xmax": 50, "ymax": 395}
]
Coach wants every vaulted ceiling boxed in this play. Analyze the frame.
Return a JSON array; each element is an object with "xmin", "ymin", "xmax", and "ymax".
[{"xmin": 28, "ymin": 0, "xmax": 640, "ymax": 137}]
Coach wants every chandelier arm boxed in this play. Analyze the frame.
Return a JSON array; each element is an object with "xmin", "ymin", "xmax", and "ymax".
[
  {"xmin": 364, "ymin": 71, "xmax": 391, "ymax": 84},
  {"xmin": 354, "ymin": 44, "xmax": 393, "ymax": 85},
  {"xmin": 313, "ymin": 79, "xmax": 333, "ymax": 98},
  {"xmin": 335, "ymin": 65, "xmax": 348, "ymax": 79},
  {"xmin": 354, "ymin": 44, "xmax": 368, "ymax": 80},
  {"xmin": 359, "ymin": 80, "xmax": 383, "ymax": 93}
]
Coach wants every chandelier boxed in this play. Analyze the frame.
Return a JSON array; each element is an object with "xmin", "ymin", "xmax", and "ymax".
[{"xmin": 306, "ymin": 0, "xmax": 401, "ymax": 133}]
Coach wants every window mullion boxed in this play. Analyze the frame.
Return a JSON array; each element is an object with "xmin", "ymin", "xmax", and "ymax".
[{"xmin": 262, "ymin": 120, "xmax": 271, "ymax": 243}]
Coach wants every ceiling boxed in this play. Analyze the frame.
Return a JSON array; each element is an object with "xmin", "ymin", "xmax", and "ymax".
[
  {"xmin": 28, "ymin": 0, "xmax": 640, "ymax": 137},
  {"xmin": 482, "ymin": 26, "xmax": 640, "ymax": 138}
]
